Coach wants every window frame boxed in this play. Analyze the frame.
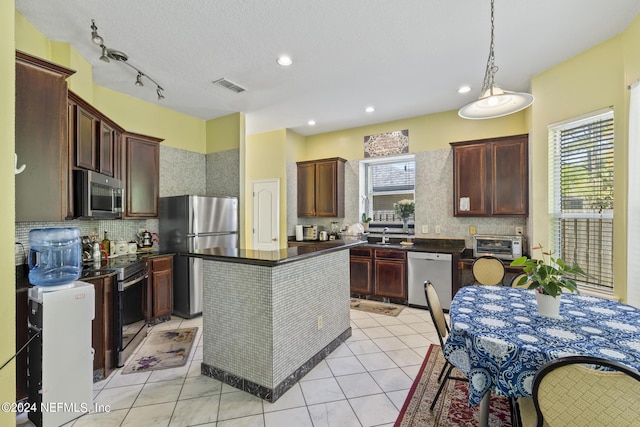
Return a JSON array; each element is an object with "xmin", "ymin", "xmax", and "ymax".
[{"xmin": 548, "ymin": 109, "xmax": 614, "ymax": 291}]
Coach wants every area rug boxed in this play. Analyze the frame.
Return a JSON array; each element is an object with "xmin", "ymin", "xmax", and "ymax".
[
  {"xmin": 122, "ymin": 327, "xmax": 198, "ymax": 374},
  {"xmin": 395, "ymin": 345, "xmax": 512, "ymax": 427},
  {"xmin": 350, "ymin": 298, "xmax": 405, "ymax": 316}
]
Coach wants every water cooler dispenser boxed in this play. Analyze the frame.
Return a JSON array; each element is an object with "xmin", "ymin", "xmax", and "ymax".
[{"xmin": 26, "ymin": 228, "xmax": 94, "ymax": 427}]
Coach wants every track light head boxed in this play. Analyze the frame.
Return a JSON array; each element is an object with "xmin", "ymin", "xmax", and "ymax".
[
  {"xmin": 156, "ymin": 87, "xmax": 165, "ymax": 100},
  {"xmin": 135, "ymin": 72, "xmax": 144, "ymax": 87},
  {"xmin": 90, "ymin": 20, "xmax": 104, "ymax": 45}
]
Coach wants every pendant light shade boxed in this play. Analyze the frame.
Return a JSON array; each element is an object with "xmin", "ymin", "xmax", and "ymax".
[{"xmin": 458, "ymin": 0, "xmax": 533, "ymax": 119}]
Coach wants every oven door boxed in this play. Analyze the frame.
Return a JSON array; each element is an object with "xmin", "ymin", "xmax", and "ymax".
[{"xmin": 114, "ymin": 269, "xmax": 149, "ymax": 367}]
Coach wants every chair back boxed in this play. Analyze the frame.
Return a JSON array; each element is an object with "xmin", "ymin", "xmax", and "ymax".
[
  {"xmin": 510, "ymin": 272, "xmax": 531, "ymax": 289},
  {"xmin": 424, "ymin": 281, "xmax": 449, "ymax": 348},
  {"xmin": 533, "ymin": 355, "xmax": 640, "ymax": 426},
  {"xmin": 472, "ymin": 256, "xmax": 505, "ymax": 285}
]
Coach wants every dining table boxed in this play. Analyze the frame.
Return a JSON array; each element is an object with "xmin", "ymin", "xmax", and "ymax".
[{"xmin": 442, "ymin": 285, "xmax": 640, "ymax": 427}]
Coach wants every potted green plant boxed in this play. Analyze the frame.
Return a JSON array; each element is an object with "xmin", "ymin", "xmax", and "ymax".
[
  {"xmin": 511, "ymin": 245, "xmax": 590, "ymax": 318},
  {"xmin": 361, "ymin": 213, "xmax": 372, "ymax": 232}
]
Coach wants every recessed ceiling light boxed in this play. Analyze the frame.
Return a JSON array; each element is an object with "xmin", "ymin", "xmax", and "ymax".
[
  {"xmin": 277, "ymin": 55, "xmax": 293, "ymax": 66},
  {"xmin": 365, "ymin": 106, "xmax": 375, "ymax": 113},
  {"xmin": 458, "ymin": 85, "xmax": 472, "ymax": 94},
  {"xmin": 308, "ymin": 120, "xmax": 316, "ymax": 126}
]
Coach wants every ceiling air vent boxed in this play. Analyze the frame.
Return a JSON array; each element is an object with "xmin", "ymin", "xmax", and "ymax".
[{"xmin": 212, "ymin": 78, "xmax": 246, "ymax": 93}]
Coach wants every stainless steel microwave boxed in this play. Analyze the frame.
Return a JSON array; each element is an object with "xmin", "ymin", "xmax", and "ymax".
[
  {"xmin": 73, "ymin": 170, "xmax": 123, "ymax": 218},
  {"xmin": 473, "ymin": 235, "xmax": 525, "ymax": 260}
]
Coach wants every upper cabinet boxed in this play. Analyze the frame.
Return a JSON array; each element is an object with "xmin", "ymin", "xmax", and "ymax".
[
  {"xmin": 15, "ymin": 51, "xmax": 75, "ymax": 222},
  {"xmin": 451, "ymin": 134, "xmax": 528, "ymax": 217},
  {"xmin": 124, "ymin": 133, "xmax": 163, "ymax": 218},
  {"xmin": 297, "ymin": 157, "xmax": 346, "ymax": 217},
  {"xmin": 68, "ymin": 91, "xmax": 123, "ymax": 179}
]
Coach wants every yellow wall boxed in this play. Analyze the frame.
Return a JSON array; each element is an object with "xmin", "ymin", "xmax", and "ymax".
[
  {"xmin": 206, "ymin": 113, "xmax": 243, "ymax": 153},
  {"xmin": 1, "ymin": 2, "xmax": 15, "ymax": 423},
  {"xmin": 530, "ymin": 33, "xmax": 629, "ymax": 300},
  {"xmin": 304, "ymin": 110, "xmax": 526, "ymax": 161},
  {"xmin": 245, "ymin": 129, "xmax": 288, "ymax": 247}
]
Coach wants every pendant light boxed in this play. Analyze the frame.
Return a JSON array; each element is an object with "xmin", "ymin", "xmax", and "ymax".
[{"xmin": 458, "ymin": 0, "xmax": 533, "ymax": 119}]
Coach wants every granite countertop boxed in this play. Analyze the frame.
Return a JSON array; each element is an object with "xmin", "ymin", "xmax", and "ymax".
[
  {"xmin": 79, "ymin": 251, "xmax": 175, "ymax": 279},
  {"xmin": 191, "ymin": 238, "xmax": 366, "ymax": 267},
  {"xmin": 292, "ymin": 237, "xmax": 467, "ymax": 255}
]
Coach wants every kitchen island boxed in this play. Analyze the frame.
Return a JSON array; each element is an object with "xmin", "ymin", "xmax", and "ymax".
[{"xmin": 191, "ymin": 238, "xmax": 365, "ymax": 402}]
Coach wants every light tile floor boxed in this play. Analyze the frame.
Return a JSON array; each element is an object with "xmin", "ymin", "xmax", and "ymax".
[{"xmin": 18, "ymin": 306, "xmax": 440, "ymax": 427}]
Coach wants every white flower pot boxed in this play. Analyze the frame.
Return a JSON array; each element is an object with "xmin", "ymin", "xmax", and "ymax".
[{"xmin": 536, "ymin": 292, "xmax": 561, "ymax": 318}]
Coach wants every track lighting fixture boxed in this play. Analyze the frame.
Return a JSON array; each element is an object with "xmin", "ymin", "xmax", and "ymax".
[{"xmin": 90, "ymin": 19, "xmax": 165, "ymax": 100}]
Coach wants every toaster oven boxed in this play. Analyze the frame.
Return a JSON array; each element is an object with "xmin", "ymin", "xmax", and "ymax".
[
  {"xmin": 302, "ymin": 225, "xmax": 318, "ymax": 241},
  {"xmin": 473, "ymin": 235, "xmax": 525, "ymax": 260}
]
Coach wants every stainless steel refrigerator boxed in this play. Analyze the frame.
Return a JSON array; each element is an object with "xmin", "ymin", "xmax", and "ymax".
[{"xmin": 160, "ymin": 195, "xmax": 239, "ymax": 318}]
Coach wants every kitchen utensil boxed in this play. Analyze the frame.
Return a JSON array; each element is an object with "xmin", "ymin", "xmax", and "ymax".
[
  {"xmin": 137, "ymin": 230, "xmax": 153, "ymax": 248},
  {"xmin": 319, "ymin": 231, "xmax": 329, "ymax": 241}
]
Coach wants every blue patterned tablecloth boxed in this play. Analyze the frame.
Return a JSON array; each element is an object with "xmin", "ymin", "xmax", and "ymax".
[{"xmin": 443, "ymin": 285, "xmax": 640, "ymax": 406}]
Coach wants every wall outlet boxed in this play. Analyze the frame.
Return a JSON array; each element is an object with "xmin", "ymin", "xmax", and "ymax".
[
  {"xmin": 422, "ymin": 225, "xmax": 429, "ymax": 234},
  {"xmin": 515, "ymin": 226, "xmax": 524, "ymax": 235},
  {"xmin": 435, "ymin": 225, "xmax": 441, "ymax": 234},
  {"xmin": 317, "ymin": 315, "xmax": 323, "ymax": 330},
  {"xmin": 469, "ymin": 225, "xmax": 477, "ymax": 235}
]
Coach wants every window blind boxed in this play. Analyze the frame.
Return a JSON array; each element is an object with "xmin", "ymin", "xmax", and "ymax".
[{"xmin": 549, "ymin": 111, "xmax": 614, "ymax": 290}]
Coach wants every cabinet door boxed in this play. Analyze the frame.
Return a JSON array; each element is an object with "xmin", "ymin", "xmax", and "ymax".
[
  {"xmin": 315, "ymin": 160, "xmax": 345, "ymax": 217},
  {"xmin": 350, "ymin": 257, "xmax": 373, "ymax": 295},
  {"xmin": 99, "ymin": 121, "xmax": 115, "ymax": 177},
  {"xmin": 84, "ymin": 277, "xmax": 105, "ymax": 375},
  {"xmin": 15, "ymin": 52, "xmax": 74, "ymax": 222},
  {"xmin": 453, "ymin": 143, "xmax": 488, "ymax": 216},
  {"xmin": 297, "ymin": 162, "xmax": 316, "ymax": 216},
  {"xmin": 102, "ymin": 274, "xmax": 115, "ymax": 377},
  {"xmin": 76, "ymin": 105, "xmax": 98, "ymax": 170},
  {"xmin": 491, "ymin": 136, "xmax": 528, "ymax": 215},
  {"xmin": 125, "ymin": 133, "xmax": 162, "ymax": 218},
  {"xmin": 151, "ymin": 257, "xmax": 173, "ymax": 318},
  {"xmin": 374, "ymin": 259, "xmax": 407, "ymax": 299}
]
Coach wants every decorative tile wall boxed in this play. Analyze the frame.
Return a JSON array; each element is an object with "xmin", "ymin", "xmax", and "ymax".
[
  {"xmin": 160, "ymin": 145, "xmax": 206, "ymax": 197},
  {"xmin": 206, "ymin": 149, "xmax": 240, "ymax": 198}
]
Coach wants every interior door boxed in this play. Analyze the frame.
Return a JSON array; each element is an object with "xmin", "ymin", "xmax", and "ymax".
[{"xmin": 252, "ymin": 179, "xmax": 280, "ymax": 250}]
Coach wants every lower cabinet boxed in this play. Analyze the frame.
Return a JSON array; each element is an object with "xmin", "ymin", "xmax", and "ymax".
[
  {"xmin": 350, "ymin": 247, "xmax": 407, "ymax": 302},
  {"xmin": 350, "ymin": 248, "xmax": 373, "ymax": 295},
  {"xmin": 146, "ymin": 255, "xmax": 173, "ymax": 322},
  {"xmin": 82, "ymin": 274, "xmax": 115, "ymax": 381}
]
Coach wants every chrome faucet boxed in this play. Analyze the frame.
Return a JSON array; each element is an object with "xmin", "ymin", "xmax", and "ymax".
[{"xmin": 382, "ymin": 227, "xmax": 389, "ymax": 244}]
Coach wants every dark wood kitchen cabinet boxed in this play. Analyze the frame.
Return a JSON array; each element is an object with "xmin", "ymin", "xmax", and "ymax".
[
  {"xmin": 350, "ymin": 247, "xmax": 373, "ymax": 295},
  {"xmin": 146, "ymin": 255, "xmax": 173, "ymax": 322},
  {"xmin": 124, "ymin": 132, "xmax": 163, "ymax": 218},
  {"xmin": 350, "ymin": 247, "xmax": 407, "ymax": 302},
  {"xmin": 82, "ymin": 273, "xmax": 116, "ymax": 381},
  {"xmin": 297, "ymin": 157, "xmax": 346, "ymax": 217},
  {"xmin": 15, "ymin": 51, "xmax": 75, "ymax": 222},
  {"xmin": 374, "ymin": 249, "xmax": 407, "ymax": 300},
  {"xmin": 451, "ymin": 134, "xmax": 528, "ymax": 217},
  {"xmin": 68, "ymin": 91, "xmax": 123, "ymax": 179}
]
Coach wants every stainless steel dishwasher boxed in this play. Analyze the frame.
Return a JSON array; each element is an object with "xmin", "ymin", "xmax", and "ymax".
[{"xmin": 407, "ymin": 252, "xmax": 453, "ymax": 310}]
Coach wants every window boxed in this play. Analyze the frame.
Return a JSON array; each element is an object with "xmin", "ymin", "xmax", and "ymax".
[
  {"xmin": 361, "ymin": 155, "xmax": 415, "ymax": 225},
  {"xmin": 549, "ymin": 110, "xmax": 614, "ymax": 290}
]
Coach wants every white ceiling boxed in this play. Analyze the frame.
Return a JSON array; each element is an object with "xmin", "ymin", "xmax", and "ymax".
[{"xmin": 15, "ymin": 0, "xmax": 640, "ymax": 136}]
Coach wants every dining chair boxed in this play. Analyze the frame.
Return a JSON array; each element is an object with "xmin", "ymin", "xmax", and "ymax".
[
  {"xmin": 472, "ymin": 256, "xmax": 505, "ymax": 286},
  {"xmin": 510, "ymin": 272, "xmax": 531, "ymax": 289},
  {"xmin": 423, "ymin": 281, "xmax": 467, "ymax": 411},
  {"xmin": 516, "ymin": 355, "xmax": 640, "ymax": 427}
]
